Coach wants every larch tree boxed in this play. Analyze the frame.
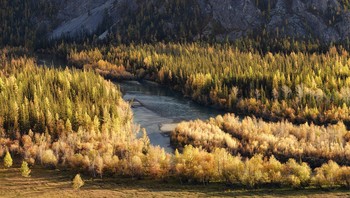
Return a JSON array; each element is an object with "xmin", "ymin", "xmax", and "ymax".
[
  {"xmin": 72, "ymin": 174, "xmax": 84, "ymax": 190},
  {"xmin": 20, "ymin": 161, "xmax": 31, "ymax": 177},
  {"xmin": 4, "ymin": 151, "xmax": 13, "ymax": 168}
]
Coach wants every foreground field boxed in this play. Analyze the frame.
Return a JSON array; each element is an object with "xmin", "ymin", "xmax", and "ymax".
[{"xmin": 1, "ymin": 162, "xmax": 350, "ymax": 198}]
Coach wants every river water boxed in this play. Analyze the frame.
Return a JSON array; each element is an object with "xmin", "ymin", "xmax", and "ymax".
[
  {"xmin": 118, "ymin": 81, "xmax": 224, "ymax": 153},
  {"xmin": 37, "ymin": 55, "xmax": 225, "ymax": 153}
]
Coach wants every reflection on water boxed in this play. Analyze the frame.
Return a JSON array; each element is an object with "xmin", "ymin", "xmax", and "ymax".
[{"xmin": 118, "ymin": 81, "xmax": 225, "ymax": 153}]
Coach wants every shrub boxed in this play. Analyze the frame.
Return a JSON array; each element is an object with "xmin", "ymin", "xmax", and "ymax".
[
  {"xmin": 221, "ymin": 153, "xmax": 244, "ymax": 185},
  {"xmin": 264, "ymin": 155, "xmax": 283, "ymax": 185},
  {"xmin": 174, "ymin": 145, "xmax": 218, "ymax": 184},
  {"xmin": 41, "ymin": 149, "xmax": 58, "ymax": 167},
  {"xmin": 130, "ymin": 155, "xmax": 143, "ymax": 178},
  {"xmin": 95, "ymin": 155, "xmax": 104, "ymax": 178},
  {"xmin": 240, "ymin": 154, "xmax": 269, "ymax": 188},
  {"xmin": 283, "ymin": 159, "xmax": 311, "ymax": 188},
  {"xmin": 313, "ymin": 160, "xmax": 341, "ymax": 189},
  {"xmin": 337, "ymin": 167, "xmax": 350, "ymax": 189},
  {"xmin": 145, "ymin": 146, "xmax": 171, "ymax": 180}
]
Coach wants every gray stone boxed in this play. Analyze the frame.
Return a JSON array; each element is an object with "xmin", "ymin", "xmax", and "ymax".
[{"xmin": 46, "ymin": 0, "xmax": 350, "ymax": 44}]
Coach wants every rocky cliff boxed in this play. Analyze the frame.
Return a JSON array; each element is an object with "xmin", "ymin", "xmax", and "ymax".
[{"xmin": 48, "ymin": 0, "xmax": 350, "ymax": 43}]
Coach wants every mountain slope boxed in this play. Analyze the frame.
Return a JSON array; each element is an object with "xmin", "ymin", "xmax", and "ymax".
[
  {"xmin": 1, "ymin": 0, "xmax": 350, "ymax": 47},
  {"xmin": 49, "ymin": 0, "xmax": 350, "ymax": 43},
  {"xmin": 51, "ymin": 0, "xmax": 115, "ymax": 39}
]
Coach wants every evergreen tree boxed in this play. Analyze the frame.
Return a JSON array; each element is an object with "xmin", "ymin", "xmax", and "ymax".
[
  {"xmin": 20, "ymin": 161, "xmax": 31, "ymax": 177},
  {"xmin": 72, "ymin": 174, "xmax": 84, "ymax": 190},
  {"xmin": 4, "ymin": 151, "xmax": 13, "ymax": 168}
]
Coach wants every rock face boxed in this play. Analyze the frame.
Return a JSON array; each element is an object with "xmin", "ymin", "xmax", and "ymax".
[
  {"xmin": 49, "ymin": 0, "xmax": 139, "ymax": 39},
  {"xmin": 207, "ymin": 0, "xmax": 263, "ymax": 40},
  {"xmin": 203, "ymin": 0, "xmax": 350, "ymax": 43},
  {"xmin": 48, "ymin": 0, "xmax": 350, "ymax": 43},
  {"xmin": 51, "ymin": 0, "xmax": 115, "ymax": 39},
  {"xmin": 265, "ymin": 0, "xmax": 342, "ymax": 43}
]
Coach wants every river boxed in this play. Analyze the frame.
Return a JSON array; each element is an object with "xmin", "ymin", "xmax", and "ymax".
[
  {"xmin": 37, "ymin": 55, "xmax": 225, "ymax": 153},
  {"xmin": 118, "ymin": 81, "xmax": 224, "ymax": 153}
]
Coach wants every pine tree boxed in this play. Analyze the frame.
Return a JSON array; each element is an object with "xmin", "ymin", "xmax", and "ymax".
[
  {"xmin": 20, "ymin": 161, "xmax": 31, "ymax": 177},
  {"xmin": 4, "ymin": 151, "xmax": 13, "ymax": 168},
  {"xmin": 72, "ymin": 174, "xmax": 84, "ymax": 190}
]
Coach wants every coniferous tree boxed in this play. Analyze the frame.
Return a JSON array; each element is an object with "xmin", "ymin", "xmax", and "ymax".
[
  {"xmin": 4, "ymin": 151, "xmax": 13, "ymax": 168},
  {"xmin": 20, "ymin": 161, "xmax": 31, "ymax": 177},
  {"xmin": 72, "ymin": 174, "xmax": 84, "ymax": 190}
]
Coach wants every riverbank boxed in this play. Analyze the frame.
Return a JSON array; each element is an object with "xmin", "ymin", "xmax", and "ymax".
[
  {"xmin": 118, "ymin": 80, "xmax": 225, "ymax": 152},
  {"xmin": 35, "ymin": 53, "xmax": 225, "ymax": 153}
]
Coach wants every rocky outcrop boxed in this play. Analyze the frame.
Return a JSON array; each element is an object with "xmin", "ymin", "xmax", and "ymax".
[
  {"xmin": 202, "ymin": 0, "xmax": 350, "ymax": 43},
  {"xmin": 48, "ymin": 0, "xmax": 350, "ymax": 43},
  {"xmin": 207, "ymin": 0, "xmax": 263, "ymax": 41},
  {"xmin": 265, "ymin": 0, "xmax": 343, "ymax": 43},
  {"xmin": 50, "ymin": 0, "xmax": 116, "ymax": 39}
]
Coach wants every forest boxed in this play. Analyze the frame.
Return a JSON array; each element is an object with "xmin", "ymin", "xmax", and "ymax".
[
  {"xmin": 172, "ymin": 114, "xmax": 350, "ymax": 167},
  {"xmin": 0, "ymin": 45, "xmax": 350, "ymax": 192},
  {"xmin": 1, "ymin": 0, "xmax": 350, "ymax": 195},
  {"xmin": 66, "ymin": 43, "xmax": 350, "ymax": 128},
  {"xmin": 0, "ymin": 0, "xmax": 57, "ymax": 48}
]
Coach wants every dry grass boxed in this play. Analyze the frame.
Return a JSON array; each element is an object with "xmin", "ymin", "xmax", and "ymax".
[{"xmin": 1, "ymin": 161, "xmax": 350, "ymax": 198}]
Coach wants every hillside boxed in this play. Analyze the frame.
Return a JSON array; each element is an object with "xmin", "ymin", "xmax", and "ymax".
[{"xmin": 1, "ymin": 0, "xmax": 350, "ymax": 47}]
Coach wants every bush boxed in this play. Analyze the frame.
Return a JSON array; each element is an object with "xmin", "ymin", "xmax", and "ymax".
[
  {"xmin": 240, "ymin": 154, "xmax": 269, "ymax": 188},
  {"xmin": 145, "ymin": 146, "xmax": 171, "ymax": 180},
  {"xmin": 337, "ymin": 167, "xmax": 350, "ymax": 189},
  {"xmin": 264, "ymin": 155, "xmax": 283, "ymax": 185},
  {"xmin": 218, "ymin": 150, "xmax": 244, "ymax": 185},
  {"xmin": 174, "ymin": 145, "xmax": 217, "ymax": 184},
  {"xmin": 283, "ymin": 159, "xmax": 311, "ymax": 188},
  {"xmin": 41, "ymin": 149, "xmax": 58, "ymax": 167},
  {"xmin": 130, "ymin": 155, "xmax": 143, "ymax": 178},
  {"xmin": 313, "ymin": 161, "xmax": 341, "ymax": 189}
]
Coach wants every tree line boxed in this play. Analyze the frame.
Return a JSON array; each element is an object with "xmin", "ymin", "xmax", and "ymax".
[
  {"xmin": 1, "ymin": 48, "xmax": 350, "ymax": 190},
  {"xmin": 172, "ymin": 113, "xmax": 350, "ymax": 168},
  {"xmin": 66, "ymin": 43, "xmax": 350, "ymax": 128}
]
